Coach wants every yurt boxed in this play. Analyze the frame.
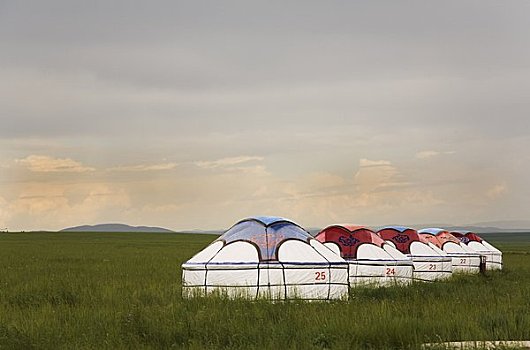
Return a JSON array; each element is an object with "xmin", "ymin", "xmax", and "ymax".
[
  {"xmin": 418, "ymin": 228, "xmax": 481, "ymax": 273},
  {"xmin": 450, "ymin": 231, "xmax": 503, "ymax": 270},
  {"xmin": 315, "ymin": 225, "xmax": 414, "ymax": 286},
  {"xmin": 377, "ymin": 226, "xmax": 452, "ymax": 281},
  {"xmin": 182, "ymin": 216, "xmax": 349, "ymax": 300}
]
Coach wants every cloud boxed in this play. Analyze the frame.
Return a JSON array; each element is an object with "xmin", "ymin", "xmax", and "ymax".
[
  {"xmin": 0, "ymin": 196, "xmax": 9, "ymax": 228},
  {"xmin": 355, "ymin": 159, "xmax": 402, "ymax": 192},
  {"xmin": 16, "ymin": 155, "xmax": 95, "ymax": 172},
  {"xmin": 252, "ymin": 163, "xmax": 444, "ymax": 227},
  {"xmin": 109, "ymin": 162, "xmax": 178, "ymax": 172},
  {"xmin": 194, "ymin": 156, "xmax": 264, "ymax": 169},
  {"xmin": 346, "ymin": 158, "xmax": 443, "ymax": 219},
  {"xmin": 227, "ymin": 165, "xmax": 269, "ymax": 176},
  {"xmin": 416, "ymin": 150, "xmax": 455, "ymax": 159},
  {"xmin": 487, "ymin": 183, "xmax": 507, "ymax": 199},
  {"xmin": 140, "ymin": 203, "xmax": 183, "ymax": 213},
  {"xmin": 1, "ymin": 1, "xmax": 529, "ymax": 231},
  {"xmin": 5, "ymin": 183, "xmax": 131, "ymax": 230},
  {"xmin": 359, "ymin": 158, "xmax": 392, "ymax": 167}
]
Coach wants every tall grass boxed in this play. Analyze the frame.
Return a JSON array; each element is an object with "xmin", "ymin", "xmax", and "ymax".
[{"xmin": 0, "ymin": 232, "xmax": 529, "ymax": 349}]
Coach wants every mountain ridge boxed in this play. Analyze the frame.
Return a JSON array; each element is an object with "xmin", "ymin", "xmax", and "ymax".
[
  {"xmin": 60, "ymin": 223, "xmax": 175, "ymax": 233},
  {"xmin": 59, "ymin": 220, "xmax": 530, "ymax": 234}
]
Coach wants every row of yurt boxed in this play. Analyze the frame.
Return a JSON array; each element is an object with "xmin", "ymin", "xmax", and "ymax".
[
  {"xmin": 418, "ymin": 228, "xmax": 481, "ymax": 273},
  {"xmin": 182, "ymin": 217, "xmax": 503, "ymax": 300},
  {"xmin": 377, "ymin": 226, "xmax": 452, "ymax": 281},
  {"xmin": 314, "ymin": 225, "xmax": 414, "ymax": 286}
]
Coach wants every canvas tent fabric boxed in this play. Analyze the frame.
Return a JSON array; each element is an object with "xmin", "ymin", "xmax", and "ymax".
[
  {"xmin": 418, "ymin": 228, "xmax": 481, "ymax": 273},
  {"xmin": 450, "ymin": 231, "xmax": 503, "ymax": 270},
  {"xmin": 315, "ymin": 225, "xmax": 414, "ymax": 286},
  {"xmin": 182, "ymin": 216, "xmax": 349, "ymax": 300},
  {"xmin": 377, "ymin": 226, "xmax": 452, "ymax": 281}
]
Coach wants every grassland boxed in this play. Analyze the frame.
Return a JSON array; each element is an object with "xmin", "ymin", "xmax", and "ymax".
[{"xmin": 0, "ymin": 232, "xmax": 529, "ymax": 349}]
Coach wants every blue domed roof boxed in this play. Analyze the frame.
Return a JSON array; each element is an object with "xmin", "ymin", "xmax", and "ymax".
[
  {"xmin": 378, "ymin": 226, "xmax": 414, "ymax": 233},
  {"xmin": 217, "ymin": 216, "xmax": 311, "ymax": 261},
  {"xmin": 418, "ymin": 228, "xmax": 445, "ymax": 235},
  {"xmin": 250, "ymin": 216, "xmax": 290, "ymax": 226}
]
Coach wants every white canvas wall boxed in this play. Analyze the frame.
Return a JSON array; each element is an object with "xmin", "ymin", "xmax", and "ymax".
[
  {"xmin": 182, "ymin": 239, "xmax": 349, "ymax": 300},
  {"xmin": 407, "ymin": 241, "xmax": 452, "ymax": 281}
]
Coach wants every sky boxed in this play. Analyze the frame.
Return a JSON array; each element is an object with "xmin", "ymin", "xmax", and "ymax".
[{"xmin": 1, "ymin": 1, "xmax": 529, "ymax": 231}]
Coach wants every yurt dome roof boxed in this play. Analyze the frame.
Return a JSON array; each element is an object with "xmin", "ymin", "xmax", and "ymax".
[
  {"xmin": 315, "ymin": 224, "xmax": 386, "ymax": 259},
  {"xmin": 418, "ymin": 228, "xmax": 446, "ymax": 235},
  {"xmin": 377, "ymin": 226, "xmax": 428, "ymax": 254},
  {"xmin": 464, "ymin": 232, "xmax": 484, "ymax": 242},
  {"xmin": 216, "ymin": 216, "xmax": 312, "ymax": 262},
  {"xmin": 378, "ymin": 226, "xmax": 414, "ymax": 233}
]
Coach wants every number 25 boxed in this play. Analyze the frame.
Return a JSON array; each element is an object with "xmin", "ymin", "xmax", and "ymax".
[{"xmin": 315, "ymin": 271, "xmax": 326, "ymax": 281}]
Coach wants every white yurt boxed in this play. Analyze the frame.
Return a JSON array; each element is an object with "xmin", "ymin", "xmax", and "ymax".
[
  {"xmin": 450, "ymin": 231, "xmax": 503, "ymax": 270},
  {"xmin": 418, "ymin": 228, "xmax": 481, "ymax": 273},
  {"xmin": 377, "ymin": 226, "xmax": 452, "ymax": 281},
  {"xmin": 315, "ymin": 225, "xmax": 414, "ymax": 286},
  {"xmin": 182, "ymin": 216, "xmax": 349, "ymax": 300}
]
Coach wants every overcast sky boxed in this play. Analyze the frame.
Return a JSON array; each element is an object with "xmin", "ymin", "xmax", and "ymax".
[{"xmin": 1, "ymin": 1, "xmax": 529, "ymax": 231}]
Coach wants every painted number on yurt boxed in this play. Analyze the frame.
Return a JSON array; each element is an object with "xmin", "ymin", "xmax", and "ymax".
[
  {"xmin": 429, "ymin": 264, "xmax": 437, "ymax": 270},
  {"xmin": 460, "ymin": 258, "xmax": 467, "ymax": 264},
  {"xmin": 315, "ymin": 271, "xmax": 327, "ymax": 281},
  {"xmin": 385, "ymin": 268, "xmax": 395, "ymax": 276}
]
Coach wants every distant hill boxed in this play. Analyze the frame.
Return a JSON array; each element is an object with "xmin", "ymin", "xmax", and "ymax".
[
  {"xmin": 181, "ymin": 229, "xmax": 223, "ymax": 235},
  {"xmin": 468, "ymin": 220, "xmax": 530, "ymax": 230},
  {"xmin": 430, "ymin": 225, "xmax": 530, "ymax": 234},
  {"xmin": 409, "ymin": 220, "xmax": 530, "ymax": 233},
  {"xmin": 59, "ymin": 220, "xmax": 530, "ymax": 235},
  {"xmin": 60, "ymin": 223, "xmax": 175, "ymax": 233}
]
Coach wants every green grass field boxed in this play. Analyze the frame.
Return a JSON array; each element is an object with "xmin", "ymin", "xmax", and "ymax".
[{"xmin": 1, "ymin": 232, "xmax": 529, "ymax": 349}]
